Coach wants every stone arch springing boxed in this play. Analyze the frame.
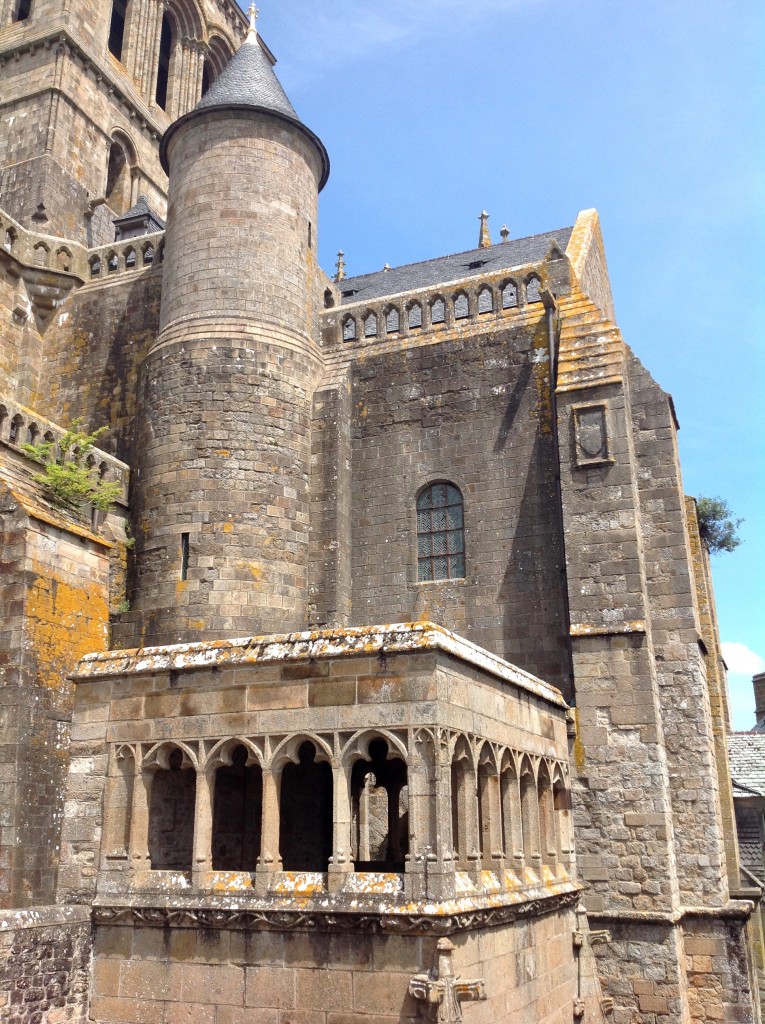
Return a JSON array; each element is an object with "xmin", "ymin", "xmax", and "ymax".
[
  {"xmin": 11, "ymin": 0, "xmax": 32, "ymax": 22},
  {"xmin": 500, "ymin": 750, "xmax": 523, "ymax": 873},
  {"xmin": 450, "ymin": 735, "xmax": 478, "ymax": 870},
  {"xmin": 345, "ymin": 732, "xmax": 409, "ymax": 871},
  {"xmin": 342, "ymin": 315, "xmax": 357, "ymax": 342},
  {"xmin": 145, "ymin": 744, "xmax": 197, "ymax": 871},
  {"xmin": 537, "ymin": 760, "xmax": 557, "ymax": 871},
  {"xmin": 477, "ymin": 743, "xmax": 502, "ymax": 871},
  {"xmin": 208, "ymin": 741, "xmax": 263, "ymax": 872},
  {"xmin": 407, "ymin": 301, "xmax": 423, "ymax": 330},
  {"xmin": 102, "ymin": 745, "xmax": 136, "ymax": 857},
  {"xmin": 277, "ymin": 738, "xmax": 333, "ymax": 872},
  {"xmin": 501, "ymin": 279, "xmax": 518, "ymax": 309},
  {"xmin": 525, "ymin": 273, "xmax": 542, "ymax": 304},
  {"xmin": 519, "ymin": 755, "xmax": 540, "ymax": 873},
  {"xmin": 552, "ymin": 764, "xmax": 573, "ymax": 867},
  {"xmin": 478, "ymin": 284, "xmax": 494, "ymax": 315}
]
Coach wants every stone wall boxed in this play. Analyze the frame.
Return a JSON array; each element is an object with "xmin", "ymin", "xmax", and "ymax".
[
  {"xmin": 88, "ymin": 907, "xmax": 588, "ymax": 1024},
  {"xmin": 0, "ymin": 906, "xmax": 91, "ymax": 1024},
  {"xmin": 345, "ymin": 310, "xmax": 571, "ymax": 696}
]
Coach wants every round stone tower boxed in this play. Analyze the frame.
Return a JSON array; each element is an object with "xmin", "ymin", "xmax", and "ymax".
[{"xmin": 130, "ymin": 14, "xmax": 330, "ymax": 646}]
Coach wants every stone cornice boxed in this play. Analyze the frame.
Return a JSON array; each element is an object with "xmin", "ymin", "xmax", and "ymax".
[
  {"xmin": 74, "ymin": 621, "xmax": 568, "ymax": 708},
  {"xmin": 91, "ymin": 888, "xmax": 581, "ymax": 936}
]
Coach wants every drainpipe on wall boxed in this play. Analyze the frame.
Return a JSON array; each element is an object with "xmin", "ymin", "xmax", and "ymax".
[{"xmin": 541, "ymin": 286, "xmax": 575, "ymax": 702}]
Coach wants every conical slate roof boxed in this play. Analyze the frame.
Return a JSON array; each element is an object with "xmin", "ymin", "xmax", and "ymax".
[
  {"xmin": 160, "ymin": 26, "xmax": 329, "ymax": 189},
  {"xmin": 194, "ymin": 31, "xmax": 298, "ymax": 121}
]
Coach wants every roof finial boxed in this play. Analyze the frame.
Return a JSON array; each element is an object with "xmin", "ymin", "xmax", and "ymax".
[
  {"xmin": 479, "ymin": 210, "xmax": 492, "ymax": 249},
  {"xmin": 247, "ymin": 3, "xmax": 259, "ymax": 37},
  {"xmin": 334, "ymin": 250, "xmax": 346, "ymax": 282},
  {"xmin": 500, "ymin": 224, "xmax": 510, "ymax": 243}
]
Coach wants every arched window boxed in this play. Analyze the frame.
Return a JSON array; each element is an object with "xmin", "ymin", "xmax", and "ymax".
[
  {"xmin": 453, "ymin": 292, "xmax": 469, "ymax": 320},
  {"xmin": 407, "ymin": 302, "xmax": 422, "ymax": 330},
  {"xmin": 430, "ymin": 297, "xmax": 446, "ymax": 325},
  {"xmin": 385, "ymin": 307, "xmax": 400, "ymax": 334},
  {"xmin": 526, "ymin": 274, "xmax": 542, "ymax": 303},
  {"xmin": 33, "ymin": 242, "xmax": 48, "ymax": 267},
  {"xmin": 105, "ymin": 139, "xmax": 132, "ymax": 215},
  {"xmin": 342, "ymin": 316, "xmax": 357, "ymax": 342},
  {"xmin": 125, "ymin": 247, "xmax": 136, "ymax": 269},
  {"xmin": 364, "ymin": 312, "xmax": 378, "ymax": 338},
  {"xmin": 212, "ymin": 745, "xmax": 262, "ymax": 872},
  {"xmin": 350, "ymin": 738, "xmax": 408, "ymax": 872},
  {"xmin": 417, "ymin": 482, "xmax": 465, "ymax": 582},
  {"xmin": 148, "ymin": 748, "xmax": 195, "ymax": 871},
  {"xmin": 108, "ymin": 0, "xmax": 128, "ymax": 60},
  {"xmin": 478, "ymin": 286, "xmax": 493, "ymax": 314},
  {"xmin": 501, "ymin": 280, "xmax": 518, "ymax": 309},
  {"xmin": 3, "ymin": 227, "xmax": 17, "ymax": 252},
  {"xmin": 12, "ymin": 0, "xmax": 32, "ymax": 22},
  {"xmin": 142, "ymin": 243, "xmax": 154, "ymax": 266},
  {"xmin": 9, "ymin": 415, "xmax": 24, "ymax": 445},
  {"xmin": 279, "ymin": 742, "xmax": 332, "ymax": 871},
  {"xmin": 201, "ymin": 60, "xmax": 212, "ymax": 97},
  {"xmin": 155, "ymin": 13, "xmax": 173, "ymax": 111},
  {"xmin": 89, "ymin": 256, "xmax": 102, "ymax": 278}
]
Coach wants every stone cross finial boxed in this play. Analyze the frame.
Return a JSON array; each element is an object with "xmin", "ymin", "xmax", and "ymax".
[
  {"xmin": 478, "ymin": 210, "xmax": 491, "ymax": 249},
  {"xmin": 248, "ymin": 3, "xmax": 259, "ymax": 35},
  {"xmin": 334, "ymin": 250, "xmax": 346, "ymax": 282},
  {"xmin": 409, "ymin": 939, "xmax": 487, "ymax": 1023}
]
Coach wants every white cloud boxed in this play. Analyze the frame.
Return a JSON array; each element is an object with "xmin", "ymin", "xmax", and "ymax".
[{"xmin": 722, "ymin": 642, "xmax": 765, "ymax": 676}]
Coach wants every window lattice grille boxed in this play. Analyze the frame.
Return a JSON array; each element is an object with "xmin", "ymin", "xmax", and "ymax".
[{"xmin": 417, "ymin": 483, "xmax": 465, "ymax": 582}]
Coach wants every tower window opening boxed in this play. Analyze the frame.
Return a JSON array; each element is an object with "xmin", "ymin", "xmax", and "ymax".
[
  {"xmin": 105, "ymin": 140, "xmax": 131, "ymax": 215},
  {"xmin": 279, "ymin": 742, "xmax": 332, "ymax": 871},
  {"xmin": 180, "ymin": 533, "xmax": 189, "ymax": 581},
  {"xmin": 308, "ymin": 221, "xmax": 313, "ymax": 249},
  {"xmin": 156, "ymin": 14, "xmax": 173, "ymax": 111},
  {"xmin": 417, "ymin": 482, "xmax": 465, "ymax": 582},
  {"xmin": 201, "ymin": 61, "xmax": 212, "ymax": 97},
  {"xmin": 108, "ymin": 0, "xmax": 127, "ymax": 60},
  {"xmin": 12, "ymin": 0, "xmax": 32, "ymax": 22}
]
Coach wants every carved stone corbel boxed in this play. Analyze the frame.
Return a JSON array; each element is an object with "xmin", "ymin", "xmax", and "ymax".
[{"xmin": 409, "ymin": 938, "xmax": 486, "ymax": 1022}]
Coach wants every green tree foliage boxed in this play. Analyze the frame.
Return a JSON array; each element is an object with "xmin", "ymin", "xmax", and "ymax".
[
  {"xmin": 696, "ymin": 496, "xmax": 743, "ymax": 554},
  {"xmin": 22, "ymin": 420, "xmax": 122, "ymax": 517}
]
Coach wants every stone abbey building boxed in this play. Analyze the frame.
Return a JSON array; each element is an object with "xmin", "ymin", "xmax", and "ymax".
[{"xmin": 0, "ymin": 2, "xmax": 760, "ymax": 1023}]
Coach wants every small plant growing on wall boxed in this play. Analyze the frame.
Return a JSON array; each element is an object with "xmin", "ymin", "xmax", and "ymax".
[
  {"xmin": 22, "ymin": 419, "xmax": 122, "ymax": 517},
  {"xmin": 696, "ymin": 496, "xmax": 743, "ymax": 554}
]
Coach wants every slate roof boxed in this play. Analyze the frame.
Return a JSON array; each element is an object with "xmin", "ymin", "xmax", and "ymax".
[
  {"xmin": 195, "ymin": 31, "xmax": 298, "ymax": 121},
  {"xmin": 113, "ymin": 196, "xmax": 165, "ymax": 230},
  {"xmin": 338, "ymin": 227, "xmax": 573, "ymax": 306},
  {"xmin": 728, "ymin": 732, "xmax": 765, "ymax": 797}
]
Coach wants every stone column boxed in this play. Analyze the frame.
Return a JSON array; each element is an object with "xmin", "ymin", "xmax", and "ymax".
[
  {"xmin": 128, "ymin": 762, "xmax": 151, "ymax": 871},
  {"xmin": 192, "ymin": 767, "xmax": 213, "ymax": 886},
  {"xmin": 255, "ymin": 768, "xmax": 282, "ymax": 893},
  {"xmin": 328, "ymin": 765, "xmax": 353, "ymax": 892}
]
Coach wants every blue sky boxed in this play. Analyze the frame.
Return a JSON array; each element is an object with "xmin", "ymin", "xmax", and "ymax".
[{"xmin": 243, "ymin": 0, "xmax": 764, "ymax": 728}]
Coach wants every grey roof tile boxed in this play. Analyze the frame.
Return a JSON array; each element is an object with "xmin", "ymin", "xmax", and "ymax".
[
  {"xmin": 338, "ymin": 227, "xmax": 573, "ymax": 306},
  {"xmin": 729, "ymin": 732, "xmax": 765, "ymax": 797},
  {"xmin": 195, "ymin": 32, "xmax": 297, "ymax": 120}
]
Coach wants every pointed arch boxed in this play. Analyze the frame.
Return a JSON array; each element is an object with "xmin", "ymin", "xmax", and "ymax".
[
  {"xmin": 525, "ymin": 273, "xmax": 542, "ymax": 304},
  {"xmin": 477, "ymin": 284, "xmax": 494, "ymax": 315}
]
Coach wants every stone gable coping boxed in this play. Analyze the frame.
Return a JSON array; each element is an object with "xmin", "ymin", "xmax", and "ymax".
[{"xmin": 73, "ymin": 621, "xmax": 568, "ymax": 708}]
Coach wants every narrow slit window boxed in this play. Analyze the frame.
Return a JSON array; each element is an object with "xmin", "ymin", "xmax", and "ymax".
[
  {"xmin": 417, "ymin": 482, "xmax": 465, "ymax": 582},
  {"xmin": 308, "ymin": 221, "xmax": 313, "ymax": 249},
  {"xmin": 180, "ymin": 533, "xmax": 189, "ymax": 581},
  {"xmin": 108, "ymin": 0, "xmax": 127, "ymax": 60}
]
